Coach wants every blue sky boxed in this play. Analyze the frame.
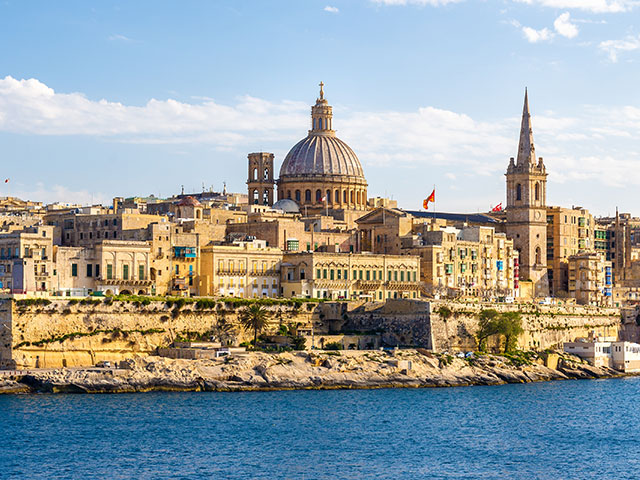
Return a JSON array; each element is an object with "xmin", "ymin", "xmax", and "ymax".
[{"xmin": 0, "ymin": 0, "xmax": 639, "ymax": 215}]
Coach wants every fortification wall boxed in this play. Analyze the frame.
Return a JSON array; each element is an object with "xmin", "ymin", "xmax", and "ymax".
[
  {"xmin": 0, "ymin": 298, "xmax": 316, "ymax": 369},
  {"xmin": 344, "ymin": 300, "xmax": 621, "ymax": 352}
]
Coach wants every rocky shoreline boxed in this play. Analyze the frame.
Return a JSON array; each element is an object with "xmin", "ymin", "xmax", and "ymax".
[{"xmin": 0, "ymin": 349, "xmax": 624, "ymax": 394}]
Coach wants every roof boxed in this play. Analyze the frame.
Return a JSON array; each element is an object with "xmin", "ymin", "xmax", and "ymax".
[
  {"xmin": 177, "ymin": 196, "xmax": 202, "ymax": 207},
  {"xmin": 404, "ymin": 210, "xmax": 500, "ymax": 224}
]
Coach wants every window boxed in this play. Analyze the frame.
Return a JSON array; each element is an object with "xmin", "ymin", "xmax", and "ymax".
[
  {"xmin": 323, "ymin": 269, "xmax": 327, "ymax": 279},
  {"xmin": 96, "ymin": 264, "xmax": 100, "ymax": 277},
  {"xmin": 86, "ymin": 264, "xmax": 93, "ymax": 277},
  {"xmin": 175, "ymin": 265, "xmax": 179, "ymax": 275},
  {"xmin": 535, "ymin": 182, "xmax": 540, "ymax": 201},
  {"xmin": 295, "ymin": 190, "xmax": 301, "ymax": 202},
  {"xmin": 344, "ymin": 269, "xmax": 348, "ymax": 280},
  {"xmin": 366, "ymin": 270, "xmax": 370, "ymax": 281},
  {"xmin": 123, "ymin": 264, "xmax": 129, "ymax": 280},
  {"xmin": 330, "ymin": 269, "xmax": 335, "ymax": 280},
  {"xmin": 316, "ymin": 190, "xmax": 322, "ymax": 202},
  {"xmin": 334, "ymin": 190, "xmax": 339, "ymax": 203},
  {"xmin": 305, "ymin": 190, "xmax": 311, "ymax": 202},
  {"xmin": 106, "ymin": 264, "xmax": 113, "ymax": 279},
  {"xmin": 139, "ymin": 265, "xmax": 145, "ymax": 280},
  {"xmin": 71, "ymin": 263, "xmax": 78, "ymax": 277},
  {"xmin": 516, "ymin": 184, "xmax": 522, "ymax": 201},
  {"xmin": 316, "ymin": 268, "xmax": 321, "ymax": 279}
]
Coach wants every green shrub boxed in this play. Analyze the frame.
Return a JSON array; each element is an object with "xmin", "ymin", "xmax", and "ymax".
[{"xmin": 324, "ymin": 341, "xmax": 342, "ymax": 351}]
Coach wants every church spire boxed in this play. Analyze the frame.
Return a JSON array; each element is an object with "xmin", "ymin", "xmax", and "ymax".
[{"xmin": 517, "ymin": 87, "xmax": 536, "ymax": 166}]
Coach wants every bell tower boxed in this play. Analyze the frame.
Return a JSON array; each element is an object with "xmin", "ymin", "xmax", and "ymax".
[
  {"xmin": 247, "ymin": 152, "xmax": 275, "ymax": 206},
  {"xmin": 505, "ymin": 89, "xmax": 549, "ymax": 297}
]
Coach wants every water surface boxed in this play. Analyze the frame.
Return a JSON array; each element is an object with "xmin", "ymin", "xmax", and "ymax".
[{"xmin": 1, "ymin": 378, "xmax": 639, "ymax": 479}]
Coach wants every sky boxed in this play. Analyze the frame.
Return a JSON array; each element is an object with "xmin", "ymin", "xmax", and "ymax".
[{"xmin": 0, "ymin": 0, "xmax": 639, "ymax": 216}]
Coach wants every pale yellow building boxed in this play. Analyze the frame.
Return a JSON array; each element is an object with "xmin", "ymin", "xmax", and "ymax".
[
  {"xmin": 0, "ymin": 226, "xmax": 54, "ymax": 293},
  {"xmin": 568, "ymin": 252, "xmax": 612, "ymax": 306},
  {"xmin": 280, "ymin": 251, "xmax": 420, "ymax": 300},
  {"xmin": 54, "ymin": 240, "xmax": 153, "ymax": 296},
  {"xmin": 407, "ymin": 225, "xmax": 518, "ymax": 299},
  {"xmin": 546, "ymin": 206, "xmax": 595, "ymax": 296},
  {"xmin": 199, "ymin": 239, "xmax": 283, "ymax": 298}
]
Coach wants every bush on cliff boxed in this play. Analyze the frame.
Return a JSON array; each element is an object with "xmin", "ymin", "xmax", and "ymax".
[{"xmin": 324, "ymin": 341, "xmax": 343, "ymax": 351}]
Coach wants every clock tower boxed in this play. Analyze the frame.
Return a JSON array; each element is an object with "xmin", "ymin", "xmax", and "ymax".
[{"xmin": 505, "ymin": 89, "xmax": 549, "ymax": 297}]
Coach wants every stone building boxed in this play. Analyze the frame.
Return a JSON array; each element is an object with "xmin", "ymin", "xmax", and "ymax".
[
  {"xmin": 0, "ymin": 225, "xmax": 54, "ymax": 293},
  {"xmin": 247, "ymin": 152, "xmax": 275, "ymax": 206},
  {"xmin": 406, "ymin": 225, "xmax": 518, "ymax": 299},
  {"xmin": 280, "ymin": 251, "xmax": 420, "ymax": 300},
  {"xmin": 567, "ymin": 252, "xmax": 612, "ymax": 306},
  {"xmin": 546, "ymin": 206, "xmax": 595, "ymax": 295},
  {"xmin": 505, "ymin": 89, "xmax": 549, "ymax": 297},
  {"xmin": 54, "ymin": 240, "xmax": 153, "ymax": 296},
  {"xmin": 199, "ymin": 239, "xmax": 282, "ymax": 298}
]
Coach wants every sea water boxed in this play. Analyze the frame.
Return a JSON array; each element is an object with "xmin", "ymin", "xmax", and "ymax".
[{"xmin": 1, "ymin": 377, "xmax": 640, "ymax": 479}]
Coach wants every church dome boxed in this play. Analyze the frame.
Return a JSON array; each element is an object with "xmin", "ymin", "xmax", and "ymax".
[
  {"xmin": 272, "ymin": 198, "xmax": 300, "ymax": 213},
  {"xmin": 278, "ymin": 83, "xmax": 366, "ymax": 183},
  {"xmin": 276, "ymin": 83, "xmax": 368, "ymax": 212},
  {"xmin": 280, "ymin": 135, "xmax": 364, "ymax": 179}
]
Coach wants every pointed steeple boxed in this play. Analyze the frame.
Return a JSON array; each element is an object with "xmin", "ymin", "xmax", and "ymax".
[{"xmin": 517, "ymin": 88, "xmax": 536, "ymax": 166}]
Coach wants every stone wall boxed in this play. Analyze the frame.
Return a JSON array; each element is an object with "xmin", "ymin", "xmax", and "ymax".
[
  {"xmin": 342, "ymin": 300, "xmax": 622, "ymax": 352},
  {"xmin": 0, "ymin": 298, "xmax": 317, "ymax": 369}
]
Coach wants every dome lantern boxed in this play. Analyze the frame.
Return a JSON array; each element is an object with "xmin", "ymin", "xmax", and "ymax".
[{"xmin": 310, "ymin": 81, "xmax": 334, "ymax": 135}]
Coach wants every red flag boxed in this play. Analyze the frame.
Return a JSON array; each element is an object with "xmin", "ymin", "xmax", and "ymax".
[
  {"xmin": 492, "ymin": 202, "xmax": 503, "ymax": 212},
  {"xmin": 4, "ymin": 179, "xmax": 8, "ymax": 184},
  {"xmin": 423, "ymin": 189, "xmax": 435, "ymax": 210}
]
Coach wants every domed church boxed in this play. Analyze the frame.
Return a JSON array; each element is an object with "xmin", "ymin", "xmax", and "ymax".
[{"xmin": 247, "ymin": 83, "xmax": 368, "ymax": 219}]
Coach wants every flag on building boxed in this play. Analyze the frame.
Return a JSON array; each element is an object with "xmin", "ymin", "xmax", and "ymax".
[
  {"xmin": 423, "ymin": 189, "xmax": 435, "ymax": 210},
  {"xmin": 321, "ymin": 195, "xmax": 326, "ymax": 202},
  {"xmin": 4, "ymin": 179, "xmax": 8, "ymax": 183},
  {"xmin": 492, "ymin": 202, "xmax": 503, "ymax": 212}
]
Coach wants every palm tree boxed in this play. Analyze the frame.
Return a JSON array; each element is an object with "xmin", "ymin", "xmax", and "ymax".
[{"xmin": 239, "ymin": 304, "xmax": 270, "ymax": 347}]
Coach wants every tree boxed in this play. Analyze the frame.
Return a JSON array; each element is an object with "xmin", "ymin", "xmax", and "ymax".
[
  {"xmin": 239, "ymin": 304, "xmax": 271, "ymax": 346},
  {"xmin": 499, "ymin": 311, "xmax": 523, "ymax": 353},
  {"xmin": 476, "ymin": 309, "xmax": 523, "ymax": 353}
]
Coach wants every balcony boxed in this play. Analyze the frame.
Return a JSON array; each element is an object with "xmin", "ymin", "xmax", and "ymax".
[
  {"xmin": 173, "ymin": 246, "xmax": 197, "ymax": 259},
  {"xmin": 99, "ymin": 277, "xmax": 154, "ymax": 287}
]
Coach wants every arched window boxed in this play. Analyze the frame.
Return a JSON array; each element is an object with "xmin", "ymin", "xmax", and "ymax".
[
  {"xmin": 305, "ymin": 189, "xmax": 311, "ymax": 202},
  {"xmin": 313, "ymin": 118, "xmax": 316, "ymax": 129},
  {"xmin": 263, "ymin": 190, "xmax": 269, "ymax": 205},
  {"xmin": 264, "ymin": 168, "xmax": 269, "ymax": 180},
  {"xmin": 253, "ymin": 168, "xmax": 258, "ymax": 181},
  {"xmin": 287, "ymin": 190, "xmax": 291, "ymax": 199},
  {"xmin": 316, "ymin": 189, "xmax": 322, "ymax": 202},
  {"xmin": 334, "ymin": 190, "xmax": 339, "ymax": 203},
  {"xmin": 516, "ymin": 184, "xmax": 522, "ymax": 201},
  {"xmin": 356, "ymin": 191, "xmax": 361, "ymax": 205},
  {"xmin": 343, "ymin": 190, "xmax": 347, "ymax": 203},
  {"xmin": 253, "ymin": 189, "xmax": 259, "ymax": 205},
  {"xmin": 326, "ymin": 189, "xmax": 332, "ymax": 204},
  {"xmin": 350, "ymin": 190, "xmax": 354, "ymax": 204},
  {"xmin": 535, "ymin": 182, "xmax": 540, "ymax": 202},
  {"xmin": 295, "ymin": 190, "xmax": 301, "ymax": 202},
  {"xmin": 535, "ymin": 247, "xmax": 541, "ymax": 265},
  {"xmin": 318, "ymin": 118, "xmax": 322, "ymax": 129}
]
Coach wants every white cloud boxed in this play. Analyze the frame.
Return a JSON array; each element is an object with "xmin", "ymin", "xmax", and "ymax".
[
  {"xmin": 11, "ymin": 183, "xmax": 108, "ymax": 206},
  {"xmin": 324, "ymin": 6, "xmax": 340, "ymax": 13},
  {"xmin": 553, "ymin": 12, "xmax": 579, "ymax": 38},
  {"xmin": 108, "ymin": 34, "xmax": 132, "ymax": 42},
  {"xmin": 370, "ymin": 0, "xmax": 463, "ymax": 5},
  {"xmin": 522, "ymin": 26, "xmax": 554, "ymax": 43},
  {"xmin": 2, "ymin": 76, "xmax": 640, "ymax": 209},
  {"xmin": 599, "ymin": 34, "xmax": 640, "ymax": 62},
  {"xmin": 513, "ymin": 0, "xmax": 639, "ymax": 13}
]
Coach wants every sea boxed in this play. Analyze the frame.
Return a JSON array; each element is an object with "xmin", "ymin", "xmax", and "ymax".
[{"xmin": 1, "ymin": 377, "xmax": 640, "ymax": 480}]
